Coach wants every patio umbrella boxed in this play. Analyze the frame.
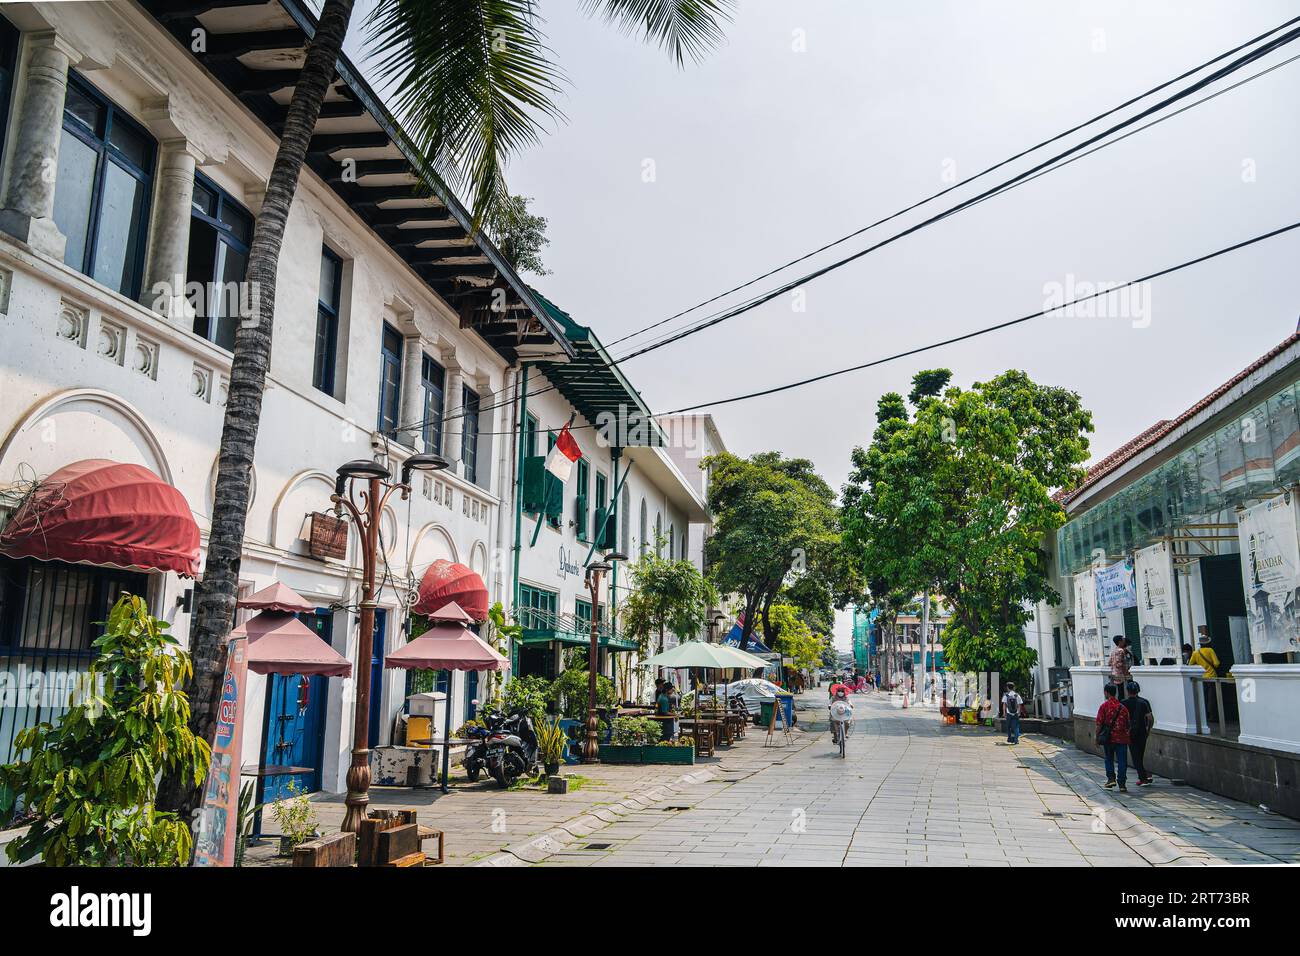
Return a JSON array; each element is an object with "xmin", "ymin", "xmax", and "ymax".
[
  {"xmin": 238, "ymin": 582, "xmax": 315, "ymax": 614},
  {"xmin": 385, "ymin": 601, "xmax": 507, "ymax": 790},
  {"xmin": 639, "ymin": 641, "xmax": 768, "ymax": 671},
  {"xmin": 639, "ymin": 642, "xmax": 769, "ymax": 735},
  {"xmin": 232, "ymin": 611, "xmax": 352, "ymax": 678}
]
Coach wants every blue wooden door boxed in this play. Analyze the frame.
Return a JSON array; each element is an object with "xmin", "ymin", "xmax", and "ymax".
[
  {"xmin": 368, "ymin": 610, "xmax": 387, "ymax": 748},
  {"xmin": 259, "ymin": 609, "xmax": 331, "ymax": 802}
]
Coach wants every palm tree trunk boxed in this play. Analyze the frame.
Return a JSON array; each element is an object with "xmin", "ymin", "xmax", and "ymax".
[{"xmin": 158, "ymin": 0, "xmax": 356, "ymax": 815}]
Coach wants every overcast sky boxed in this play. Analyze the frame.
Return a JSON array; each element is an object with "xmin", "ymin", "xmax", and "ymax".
[{"xmin": 352, "ymin": 2, "xmax": 1300, "ymax": 648}]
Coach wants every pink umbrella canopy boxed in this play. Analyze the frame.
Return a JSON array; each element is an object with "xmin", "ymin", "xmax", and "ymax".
[
  {"xmin": 232, "ymin": 611, "xmax": 352, "ymax": 677},
  {"xmin": 238, "ymin": 581, "xmax": 315, "ymax": 613},
  {"xmin": 385, "ymin": 602, "xmax": 506, "ymax": 672},
  {"xmin": 413, "ymin": 560, "xmax": 488, "ymax": 621}
]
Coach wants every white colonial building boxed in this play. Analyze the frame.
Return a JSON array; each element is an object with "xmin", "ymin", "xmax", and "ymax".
[
  {"xmin": 0, "ymin": 0, "xmax": 719, "ymax": 817},
  {"xmin": 505, "ymin": 293, "xmax": 709, "ymax": 697}
]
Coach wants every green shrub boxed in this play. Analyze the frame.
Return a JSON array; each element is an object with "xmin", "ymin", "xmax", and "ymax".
[
  {"xmin": 547, "ymin": 667, "xmax": 616, "ymax": 721},
  {"xmin": 500, "ymin": 675, "xmax": 550, "ymax": 725},
  {"xmin": 610, "ymin": 716, "xmax": 663, "ymax": 747},
  {"xmin": 0, "ymin": 594, "xmax": 210, "ymax": 865}
]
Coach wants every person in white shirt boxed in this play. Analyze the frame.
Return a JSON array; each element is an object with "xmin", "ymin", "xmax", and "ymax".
[{"xmin": 1001, "ymin": 682, "xmax": 1024, "ymax": 745}]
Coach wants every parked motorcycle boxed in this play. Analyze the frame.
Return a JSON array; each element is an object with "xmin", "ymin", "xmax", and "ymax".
[
  {"xmin": 462, "ymin": 722, "xmax": 492, "ymax": 783},
  {"xmin": 482, "ymin": 711, "xmax": 540, "ymax": 788}
]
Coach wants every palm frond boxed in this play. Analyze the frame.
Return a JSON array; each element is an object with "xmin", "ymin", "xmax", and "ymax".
[
  {"xmin": 365, "ymin": 0, "xmax": 567, "ymax": 221},
  {"xmin": 580, "ymin": 0, "xmax": 733, "ymax": 66}
]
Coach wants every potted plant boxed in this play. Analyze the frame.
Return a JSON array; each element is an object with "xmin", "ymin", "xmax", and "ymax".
[
  {"xmin": 537, "ymin": 717, "xmax": 567, "ymax": 777},
  {"xmin": 270, "ymin": 781, "xmax": 319, "ymax": 857}
]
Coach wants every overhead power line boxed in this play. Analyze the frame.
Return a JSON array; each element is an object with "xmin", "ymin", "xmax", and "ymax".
[
  {"xmin": 603, "ymin": 13, "xmax": 1300, "ymax": 351},
  {"xmin": 658, "ymin": 218, "xmax": 1300, "ymax": 416},
  {"xmin": 395, "ymin": 19, "xmax": 1300, "ymax": 438},
  {"xmin": 426, "ymin": 217, "xmax": 1300, "ymax": 434},
  {"xmin": 610, "ymin": 23, "xmax": 1300, "ymax": 364}
]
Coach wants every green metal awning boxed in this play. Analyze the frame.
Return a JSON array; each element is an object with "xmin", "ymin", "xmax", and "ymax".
[
  {"xmin": 529, "ymin": 290, "xmax": 666, "ymax": 447},
  {"xmin": 519, "ymin": 629, "xmax": 638, "ymax": 652}
]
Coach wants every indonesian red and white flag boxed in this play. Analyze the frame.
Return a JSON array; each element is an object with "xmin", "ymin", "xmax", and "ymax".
[{"xmin": 544, "ymin": 424, "xmax": 582, "ymax": 481}]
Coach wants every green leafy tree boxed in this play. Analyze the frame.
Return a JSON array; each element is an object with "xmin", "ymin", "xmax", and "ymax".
[
  {"xmin": 758, "ymin": 603, "xmax": 822, "ymax": 672},
  {"xmin": 0, "ymin": 595, "xmax": 211, "ymax": 866},
  {"xmin": 621, "ymin": 545, "xmax": 717, "ymax": 656},
  {"xmin": 703, "ymin": 452, "xmax": 843, "ymax": 649},
  {"xmin": 907, "ymin": 368, "xmax": 952, "ymax": 406},
  {"xmin": 844, "ymin": 369, "xmax": 1093, "ymax": 688},
  {"xmin": 484, "ymin": 194, "xmax": 551, "ymax": 275}
]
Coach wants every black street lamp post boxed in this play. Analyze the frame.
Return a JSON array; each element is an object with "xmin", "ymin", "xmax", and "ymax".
[
  {"xmin": 332, "ymin": 452, "xmax": 448, "ymax": 832},
  {"xmin": 583, "ymin": 550, "xmax": 626, "ymax": 762}
]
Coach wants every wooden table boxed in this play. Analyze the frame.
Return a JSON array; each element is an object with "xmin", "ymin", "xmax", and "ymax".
[{"xmin": 679, "ymin": 718, "xmax": 726, "ymax": 749}]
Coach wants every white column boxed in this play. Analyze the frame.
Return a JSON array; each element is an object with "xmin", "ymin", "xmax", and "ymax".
[
  {"xmin": 400, "ymin": 334, "xmax": 424, "ymax": 449},
  {"xmin": 442, "ymin": 359, "xmax": 464, "ymax": 475},
  {"xmin": 143, "ymin": 139, "xmax": 202, "ymax": 321},
  {"xmin": 0, "ymin": 31, "xmax": 80, "ymax": 258}
]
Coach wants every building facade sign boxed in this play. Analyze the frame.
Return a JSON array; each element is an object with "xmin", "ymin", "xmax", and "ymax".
[
  {"xmin": 1096, "ymin": 558, "xmax": 1137, "ymax": 612},
  {"xmin": 1133, "ymin": 542, "xmax": 1178, "ymax": 662},
  {"xmin": 557, "ymin": 545, "xmax": 582, "ymax": 581},
  {"xmin": 1236, "ymin": 491, "xmax": 1300, "ymax": 656}
]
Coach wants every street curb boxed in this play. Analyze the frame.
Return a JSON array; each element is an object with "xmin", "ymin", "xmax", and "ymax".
[
  {"xmin": 1023, "ymin": 737, "xmax": 1216, "ymax": 866},
  {"xmin": 472, "ymin": 766, "xmax": 720, "ymax": 867}
]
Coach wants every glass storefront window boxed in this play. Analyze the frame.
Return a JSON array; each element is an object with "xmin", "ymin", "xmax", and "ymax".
[{"xmin": 1057, "ymin": 375, "xmax": 1300, "ymax": 574}]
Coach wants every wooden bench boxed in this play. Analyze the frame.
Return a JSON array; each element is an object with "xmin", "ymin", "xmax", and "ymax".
[{"xmin": 292, "ymin": 831, "xmax": 356, "ymax": 867}]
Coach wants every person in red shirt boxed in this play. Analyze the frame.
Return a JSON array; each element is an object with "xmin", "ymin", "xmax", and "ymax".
[{"xmin": 1096, "ymin": 682, "xmax": 1132, "ymax": 792}]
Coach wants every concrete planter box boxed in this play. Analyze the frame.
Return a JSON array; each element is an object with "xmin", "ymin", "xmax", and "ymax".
[
  {"xmin": 1131, "ymin": 665, "xmax": 1205, "ymax": 735},
  {"xmin": 599, "ymin": 744, "xmax": 695, "ymax": 765},
  {"xmin": 1231, "ymin": 664, "xmax": 1300, "ymax": 755}
]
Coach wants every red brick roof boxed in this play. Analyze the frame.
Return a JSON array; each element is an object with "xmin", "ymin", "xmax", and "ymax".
[{"xmin": 1058, "ymin": 333, "xmax": 1300, "ymax": 507}]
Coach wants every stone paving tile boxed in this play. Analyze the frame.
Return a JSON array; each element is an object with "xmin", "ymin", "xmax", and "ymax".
[{"xmin": 476, "ymin": 690, "xmax": 1300, "ymax": 869}]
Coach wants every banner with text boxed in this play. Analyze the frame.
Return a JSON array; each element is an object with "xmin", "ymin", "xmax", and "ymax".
[
  {"xmin": 193, "ymin": 637, "xmax": 248, "ymax": 867},
  {"xmin": 1236, "ymin": 491, "xmax": 1300, "ymax": 656},
  {"xmin": 1134, "ymin": 542, "xmax": 1179, "ymax": 663},
  {"xmin": 1073, "ymin": 570, "xmax": 1103, "ymax": 664},
  {"xmin": 1096, "ymin": 558, "xmax": 1137, "ymax": 613}
]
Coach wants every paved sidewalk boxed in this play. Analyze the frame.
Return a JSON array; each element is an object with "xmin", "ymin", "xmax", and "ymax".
[
  {"xmin": 245, "ymin": 715, "xmax": 816, "ymax": 866},
  {"xmin": 519, "ymin": 692, "xmax": 1300, "ymax": 867}
]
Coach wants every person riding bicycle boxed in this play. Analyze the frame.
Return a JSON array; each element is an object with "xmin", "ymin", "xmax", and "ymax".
[{"xmin": 829, "ymin": 686, "xmax": 854, "ymax": 751}]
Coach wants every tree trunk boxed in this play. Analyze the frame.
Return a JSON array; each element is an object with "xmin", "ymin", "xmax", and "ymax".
[
  {"xmin": 158, "ymin": 0, "xmax": 355, "ymax": 816},
  {"xmin": 759, "ymin": 592, "xmax": 776, "ymax": 651},
  {"xmin": 738, "ymin": 590, "xmax": 760, "ymax": 650}
]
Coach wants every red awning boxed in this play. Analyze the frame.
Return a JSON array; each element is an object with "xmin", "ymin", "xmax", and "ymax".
[
  {"xmin": 413, "ymin": 560, "xmax": 488, "ymax": 622},
  {"xmin": 0, "ymin": 459, "xmax": 200, "ymax": 576},
  {"xmin": 233, "ymin": 611, "xmax": 352, "ymax": 678}
]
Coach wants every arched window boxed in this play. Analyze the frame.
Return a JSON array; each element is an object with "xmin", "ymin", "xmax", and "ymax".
[
  {"xmin": 655, "ymin": 513, "xmax": 662, "ymax": 556},
  {"xmin": 639, "ymin": 498, "xmax": 648, "ymax": 555},
  {"xmin": 668, "ymin": 523, "xmax": 675, "ymax": 559}
]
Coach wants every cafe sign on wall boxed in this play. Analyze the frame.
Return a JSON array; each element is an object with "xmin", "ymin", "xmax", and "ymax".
[
  {"xmin": 308, "ymin": 512, "xmax": 348, "ymax": 561},
  {"xmin": 557, "ymin": 546, "xmax": 581, "ymax": 580}
]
